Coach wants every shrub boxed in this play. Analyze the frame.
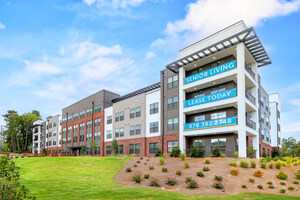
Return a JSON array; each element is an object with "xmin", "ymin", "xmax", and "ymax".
[
  {"xmin": 213, "ymin": 183, "xmax": 224, "ymax": 190},
  {"xmin": 28, "ymin": 154, "xmax": 34, "ymax": 157},
  {"xmin": 166, "ymin": 178, "xmax": 177, "ymax": 186},
  {"xmin": 144, "ymin": 174, "xmax": 150, "ymax": 179},
  {"xmin": 162, "ymin": 167, "xmax": 168, "ymax": 173},
  {"xmin": 275, "ymin": 160, "xmax": 282, "ymax": 169},
  {"xmin": 196, "ymin": 171, "xmax": 204, "ymax": 177},
  {"xmin": 205, "ymin": 159, "xmax": 210, "ymax": 164},
  {"xmin": 159, "ymin": 158, "xmax": 165, "ymax": 165},
  {"xmin": 240, "ymin": 160, "xmax": 249, "ymax": 168},
  {"xmin": 203, "ymin": 166, "xmax": 209, "ymax": 171},
  {"xmin": 241, "ymin": 185, "xmax": 247, "ymax": 188},
  {"xmin": 271, "ymin": 148, "xmax": 281, "ymax": 158},
  {"xmin": 249, "ymin": 178, "xmax": 255, "ymax": 183},
  {"xmin": 253, "ymin": 169, "xmax": 264, "ymax": 177},
  {"xmin": 187, "ymin": 179, "xmax": 199, "ymax": 189},
  {"xmin": 149, "ymin": 166, "xmax": 154, "ymax": 170},
  {"xmin": 230, "ymin": 168, "xmax": 239, "ymax": 176},
  {"xmin": 288, "ymin": 186, "xmax": 295, "ymax": 191},
  {"xmin": 184, "ymin": 161, "xmax": 189, "ymax": 168},
  {"xmin": 126, "ymin": 168, "xmax": 132, "ymax": 172},
  {"xmin": 189, "ymin": 145, "xmax": 205, "ymax": 158},
  {"xmin": 267, "ymin": 181, "xmax": 273, "ymax": 185},
  {"xmin": 155, "ymin": 148, "xmax": 162, "ymax": 157},
  {"xmin": 295, "ymin": 170, "xmax": 300, "ymax": 179},
  {"xmin": 269, "ymin": 162, "xmax": 274, "ymax": 169},
  {"xmin": 140, "ymin": 157, "xmax": 143, "ymax": 160},
  {"xmin": 276, "ymin": 170, "xmax": 288, "ymax": 180},
  {"xmin": 133, "ymin": 174, "xmax": 142, "ymax": 183},
  {"xmin": 251, "ymin": 161, "xmax": 257, "ymax": 168},
  {"xmin": 134, "ymin": 164, "xmax": 137, "ymax": 168},
  {"xmin": 279, "ymin": 189, "xmax": 286, "ymax": 193},
  {"xmin": 220, "ymin": 153, "xmax": 226, "ymax": 158},
  {"xmin": 282, "ymin": 161, "xmax": 287, "ymax": 166},
  {"xmin": 21, "ymin": 156, "xmax": 24, "ymax": 158},
  {"xmin": 131, "ymin": 154, "xmax": 136, "ymax": 157},
  {"xmin": 212, "ymin": 147, "xmax": 221, "ymax": 157},
  {"xmin": 261, "ymin": 162, "xmax": 267, "ymax": 169},
  {"xmin": 269, "ymin": 185, "xmax": 275, "ymax": 189},
  {"xmin": 234, "ymin": 151, "xmax": 238, "ymax": 158},
  {"xmin": 185, "ymin": 177, "xmax": 192, "ymax": 183},
  {"xmin": 214, "ymin": 175, "xmax": 223, "ymax": 181},
  {"xmin": 180, "ymin": 153, "xmax": 186, "ymax": 161},
  {"xmin": 257, "ymin": 185, "xmax": 263, "ymax": 189},
  {"xmin": 170, "ymin": 147, "xmax": 181, "ymax": 157},
  {"xmin": 176, "ymin": 170, "xmax": 182, "ymax": 176},
  {"xmin": 229, "ymin": 161, "xmax": 237, "ymax": 167},
  {"xmin": 144, "ymin": 163, "xmax": 147, "ymax": 165},
  {"xmin": 137, "ymin": 161, "xmax": 140, "ymax": 163},
  {"xmin": 161, "ymin": 155, "xmax": 166, "ymax": 159},
  {"xmin": 280, "ymin": 182, "xmax": 286, "ymax": 185},
  {"xmin": 247, "ymin": 147, "xmax": 256, "ymax": 158},
  {"xmin": 150, "ymin": 179, "xmax": 160, "ymax": 187},
  {"xmin": 293, "ymin": 181, "xmax": 299, "ymax": 184}
]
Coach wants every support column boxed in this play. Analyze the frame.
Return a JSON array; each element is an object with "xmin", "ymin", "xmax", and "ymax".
[
  {"xmin": 237, "ymin": 43, "xmax": 247, "ymax": 158},
  {"xmin": 179, "ymin": 67, "xmax": 186, "ymax": 154}
]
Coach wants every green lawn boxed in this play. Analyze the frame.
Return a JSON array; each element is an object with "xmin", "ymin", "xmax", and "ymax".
[{"xmin": 15, "ymin": 156, "xmax": 298, "ymax": 200}]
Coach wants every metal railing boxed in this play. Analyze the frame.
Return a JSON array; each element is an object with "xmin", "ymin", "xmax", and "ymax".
[
  {"xmin": 245, "ymin": 63, "xmax": 255, "ymax": 79},
  {"xmin": 245, "ymin": 90, "xmax": 256, "ymax": 105},
  {"xmin": 246, "ymin": 117, "xmax": 256, "ymax": 130}
]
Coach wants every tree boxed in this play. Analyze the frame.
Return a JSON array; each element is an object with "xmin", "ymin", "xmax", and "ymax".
[
  {"xmin": 80, "ymin": 146, "xmax": 86, "ymax": 156},
  {"xmin": 88, "ymin": 139, "xmax": 97, "ymax": 156},
  {"xmin": 111, "ymin": 139, "xmax": 118, "ymax": 156},
  {"xmin": 282, "ymin": 137, "xmax": 297, "ymax": 156}
]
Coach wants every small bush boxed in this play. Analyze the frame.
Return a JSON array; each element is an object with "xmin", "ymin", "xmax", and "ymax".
[
  {"xmin": 279, "ymin": 189, "xmax": 286, "ymax": 193},
  {"xmin": 180, "ymin": 153, "xmax": 186, "ymax": 161},
  {"xmin": 288, "ymin": 186, "xmax": 295, "ymax": 191},
  {"xmin": 187, "ymin": 179, "xmax": 199, "ymax": 189},
  {"xmin": 155, "ymin": 148, "xmax": 162, "ymax": 157},
  {"xmin": 253, "ymin": 169, "xmax": 264, "ymax": 177},
  {"xmin": 295, "ymin": 170, "xmax": 300, "ymax": 179},
  {"xmin": 280, "ymin": 182, "xmax": 286, "ymax": 185},
  {"xmin": 159, "ymin": 158, "xmax": 165, "ymax": 165},
  {"xmin": 267, "ymin": 181, "xmax": 273, "ymax": 185},
  {"xmin": 261, "ymin": 162, "xmax": 267, "ymax": 169},
  {"xmin": 282, "ymin": 161, "xmax": 287, "ymax": 166},
  {"xmin": 131, "ymin": 154, "xmax": 137, "ymax": 157},
  {"xmin": 184, "ymin": 161, "xmax": 190, "ymax": 168},
  {"xmin": 213, "ymin": 183, "xmax": 224, "ymax": 190},
  {"xmin": 268, "ymin": 185, "xmax": 275, "ymax": 189},
  {"xmin": 234, "ymin": 151, "xmax": 238, "ymax": 158},
  {"xmin": 229, "ymin": 161, "xmax": 237, "ymax": 167},
  {"xmin": 203, "ymin": 166, "xmax": 209, "ymax": 171},
  {"xmin": 266, "ymin": 156, "xmax": 272, "ymax": 162},
  {"xmin": 269, "ymin": 162, "xmax": 274, "ymax": 169},
  {"xmin": 21, "ymin": 156, "xmax": 24, "ymax": 158},
  {"xmin": 275, "ymin": 160, "xmax": 282, "ymax": 169},
  {"xmin": 249, "ymin": 178, "xmax": 255, "ymax": 183},
  {"xmin": 144, "ymin": 174, "xmax": 150, "ymax": 179},
  {"xmin": 212, "ymin": 147, "xmax": 221, "ymax": 157},
  {"xmin": 150, "ymin": 179, "xmax": 160, "ymax": 187},
  {"xmin": 140, "ymin": 157, "xmax": 143, "ymax": 160},
  {"xmin": 293, "ymin": 181, "xmax": 299, "ymax": 184},
  {"xmin": 170, "ymin": 147, "xmax": 181, "ymax": 157},
  {"xmin": 162, "ymin": 167, "xmax": 168, "ymax": 173},
  {"xmin": 176, "ymin": 170, "xmax": 182, "ymax": 176},
  {"xmin": 149, "ymin": 166, "xmax": 154, "ymax": 170},
  {"xmin": 166, "ymin": 178, "xmax": 177, "ymax": 186},
  {"xmin": 161, "ymin": 154, "xmax": 166, "ymax": 159},
  {"xmin": 134, "ymin": 164, "xmax": 137, "ymax": 168},
  {"xmin": 240, "ymin": 160, "xmax": 249, "ymax": 168},
  {"xmin": 214, "ymin": 175, "xmax": 223, "ymax": 181},
  {"xmin": 220, "ymin": 153, "xmax": 226, "ymax": 158},
  {"xmin": 205, "ymin": 159, "xmax": 210, "ymax": 164},
  {"xmin": 137, "ymin": 161, "xmax": 140, "ymax": 163},
  {"xmin": 257, "ymin": 185, "xmax": 263, "ymax": 189},
  {"xmin": 196, "ymin": 171, "xmax": 204, "ymax": 177},
  {"xmin": 185, "ymin": 177, "xmax": 192, "ymax": 183},
  {"xmin": 126, "ymin": 168, "xmax": 132, "ymax": 172},
  {"xmin": 241, "ymin": 185, "xmax": 247, "ymax": 189},
  {"xmin": 251, "ymin": 161, "xmax": 257, "ymax": 168},
  {"xmin": 133, "ymin": 174, "xmax": 142, "ymax": 183},
  {"xmin": 247, "ymin": 147, "xmax": 256, "ymax": 158},
  {"xmin": 276, "ymin": 170, "xmax": 288, "ymax": 180},
  {"xmin": 146, "ymin": 159, "xmax": 150, "ymax": 161},
  {"xmin": 230, "ymin": 168, "xmax": 239, "ymax": 176},
  {"xmin": 189, "ymin": 145, "xmax": 205, "ymax": 158},
  {"xmin": 144, "ymin": 163, "xmax": 147, "ymax": 165}
]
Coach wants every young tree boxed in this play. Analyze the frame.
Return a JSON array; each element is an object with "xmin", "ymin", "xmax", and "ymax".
[
  {"xmin": 88, "ymin": 139, "xmax": 97, "ymax": 156},
  {"xmin": 111, "ymin": 139, "xmax": 118, "ymax": 156},
  {"xmin": 282, "ymin": 137, "xmax": 297, "ymax": 156}
]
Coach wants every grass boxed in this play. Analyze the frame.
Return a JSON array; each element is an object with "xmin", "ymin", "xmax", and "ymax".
[{"xmin": 15, "ymin": 157, "xmax": 300, "ymax": 200}]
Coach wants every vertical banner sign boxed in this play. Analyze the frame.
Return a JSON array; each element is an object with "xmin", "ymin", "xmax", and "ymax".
[{"xmin": 184, "ymin": 117, "xmax": 237, "ymax": 131}]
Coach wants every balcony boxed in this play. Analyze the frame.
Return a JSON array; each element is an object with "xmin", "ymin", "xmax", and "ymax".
[
  {"xmin": 184, "ymin": 117, "xmax": 237, "ymax": 131},
  {"xmin": 185, "ymin": 88, "xmax": 237, "ymax": 108},
  {"xmin": 245, "ymin": 90, "xmax": 256, "ymax": 105},
  {"xmin": 245, "ymin": 63, "xmax": 255, "ymax": 79},
  {"xmin": 246, "ymin": 118, "xmax": 256, "ymax": 130}
]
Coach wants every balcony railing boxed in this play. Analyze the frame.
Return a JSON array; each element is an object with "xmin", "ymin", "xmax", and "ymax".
[
  {"xmin": 245, "ymin": 90, "xmax": 256, "ymax": 105},
  {"xmin": 245, "ymin": 63, "xmax": 255, "ymax": 79},
  {"xmin": 184, "ymin": 117, "xmax": 237, "ymax": 131},
  {"xmin": 246, "ymin": 118, "xmax": 256, "ymax": 130},
  {"xmin": 185, "ymin": 88, "xmax": 237, "ymax": 108}
]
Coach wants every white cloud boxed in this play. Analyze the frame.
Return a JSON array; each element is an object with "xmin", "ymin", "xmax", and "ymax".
[
  {"xmin": 145, "ymin": 51, "xmax": 156, "ymax": 59},
  {"xmin": 83, "ymin": 0, "xmax": 97, "ymax": 6},
  {"xmin": 282, "ymin": 122, "xmax": 300, "ymax": 133},
  {"xmin": 152, "ymin": 0, "xmax": 300, "ymax": 49},
  {"xmin": 0, "ymin": 22, "xmax": 6, "ymax": 30},
  {"xmin": 83, "ymin": 0, "xmax": 146, "ymax": 8}
]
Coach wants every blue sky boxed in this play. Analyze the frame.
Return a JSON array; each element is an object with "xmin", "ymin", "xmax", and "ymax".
[{"xmin": 0, "ymin": 0, "xmax": 300, "ymax": 140}]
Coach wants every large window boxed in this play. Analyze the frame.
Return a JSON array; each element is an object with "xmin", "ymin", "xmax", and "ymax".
[
  {"xmin": 94, "ymin": 132, "xmax": 100, "ymax": 140},
  {"xmin": 94, "ymin": 118, "xmax": 101, "ymax": 127},
  {"xmin": 136, "ymin": 107, "xmax": 141, "ymax": 117},
  {"xmin": 106, "ymin": 130, "xmax": 112, "ymax": 139},
  {"xmin": 73, "ymin": 125, "xmax": 78, "ymax": 135},
  {"xmin": 67, "ymin": 137, "xmax": 71, "ymax": 144},
  {"xmin": 168, "ymin": 96, "xmax": 178, "ymax": 110},
  {"xmin": 150, "ymin": 102, "xmax": 159, "ymax": 114},
  {"xmin": 86, "ymin": 120, "xmax": 92, "ymax": 129},
  {"xmin": 79, "ymin": 135, "xmax": 84, "ymax": 142},
  {"xmin": 168, "ymin": 117, "xmax": 178, "ymax": 131},
  {"xmin": 107, "ymin": 115, "xmax": 112, "ymax": 124},
  {"xmin": 115, "ymin": 113, "xmax": 119, "ymax": 122},
  {"xmin": 106, "ymin": 146, "xmax": 111, "ymax": 155},
  {"xmin": 120, "ymin": 111, "xmax": 124, "ymax": 121},
  {"xmin": 80, "ymin": 123, "xmax": 84, "ymax": 131},
  {"xmin": 211, "ymin": 138, "xmax": 226, "ymax": 154},
  {"xmin": 73, "ymin": 136, "xmax": 78, "ymax": 143},
  {"xmin": 95, "ymin": 147, "xmax": 100, "ymax": 155},
  {"xmin": 192, "ymin": 139, "xmax": 205, "ymax": 149},
  {"xmin": 149, "ymin": 143, "xmax": 158, "ymax": 154},
  {"xmin": 211, "ymin": 112, "xmax": 226, "ymax": 120},
  {"xmin": 167, "ymin": 75, "xmax": 178, "ymax": 89},
  {"xmin": 167, "ymin": 141, "xmax": 178, "ymax": 153},
  {"xmin": 119, "ymin": 145, "xmax": 124, "ymax": 154},
  {"xmin": 86, "ymin": 133, "xmax": 92, "ymax": 141},
  {"xmin": 150, "ymin": 122, "xmax": 159, "ymax": 133},
  {"xmin": 135, "ymin": 124, "xmax": 141, "ymax": 135},
  {"xmin": 94, "ymin": 104, "xmax": 101, "ymax": 113}
]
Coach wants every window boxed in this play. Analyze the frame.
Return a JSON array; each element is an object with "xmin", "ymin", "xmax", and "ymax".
[
  {"xmin": 192, "ymin": 140, "xmax": 205, "ymax": 150},
  {"xmin": 130, "ymin": 126, "xmax": 135, "ymax": 135},
  {"xmin": 106, "ymin": 146, "xmax": 111, "ymax": 155},
  {"xmin": 49, "ymin": 123, "xmax": 53, "ymax": 129},
  {"xmin": 120, "ymin": 111, "xmax": 124, "ymax": 121},
  {"xmin": 119, "ymin": 128, "xmax": 124, "ymax": 137},
  {"xmin": 195, "ymin": 115, "xmax": 205, "ymax": 122},
  {"xmin": 80, "ymin": 123, "xmax": 84, "ymax": 131},
  {"xmin": 86, "ymin": 133, "xmax": 92, "ymax": 141},
  {"xmin": 211, "ymin": 112, "xmax": 226, "ymax": 120},
  {"xmin": 86, "ymin": 121, "xmax": 92, "ymax": 129},
  {"xmin": 94, "ymin": 118, "xmax": 101, "ymax": 127},
  {"xmin": 235, "ymin": 138, "xmax": 239, "ymax": 151},
  {"xmin": 63, "ymin": 128, "xmax": 66, "ymax": 135},
  {"xmin": 150, "ymin": 122, "xmax": 159, "ymax": 133},
  {"xmin": 168, "ymin": 96, "xmax": 178, "ymax": 110},
  {"xmin": 130, "ymin": 109, "xmax": 135, "ymax": 118},
  {"xmin": 86, "ymin": 147, "xmax": 91, "ymax": 155},
  {"xmin": 49, "ymin": 132, "xmax": 52, "ymax": 137},
  {"xmin": 149, "ymin": 143, "xmax": 158, "ymax": 154},
  {"xmin": 167, "ymin": 75, "xmax": 178, "ymax": 89},
  {"xmin": 68, "ymin": 126, "xmax": 72, "ymax": 134},
  {"xmin": 53, "ymin": 122, "xmax": 57, "ymax": 127},
  {"xmin": 86, "ymin": 108, "xmax": 93, "ymax": 116},
  {"xmin": 80, "ymin": 111, "xmax": 85, "ymax": 118},
  {"xmin": 135, "ymin": 124, "xmax": 141, "ymax": 135},
  {"xmin": 79, "ymin": 135, "xmax": 84, "ymax": 142},
  {"xmin": 73, "ymin": 136, "xmax": 78, "ymax": 143},
  {"xmin": 130, "ymin": 144, "xmax": 135, "ymax": 154},
  {"xmin": 67, "ymin": 137, "xmax": 71, "ymax": 144},
  {"xmin": 63, "ymin": 138, "xmax": 66, "ymax": 144},
  {"xmin": 211, "ymin": 138, "xmax": 226, "ymax": 154},
  {"xmin": 94, "ymin": 104, "xmax": 101, "ymax": 113},
  {"xmin": 119, "ymin": 145, "xmax": 124, "ymax": 154},
  {"xmin": 94, "ymin": 132, "xmax": 100, "ymax": 140},
  {"xmin": 95, "ymin": 147, "xmax": 100, "ymax": 155},
  {"xmin": 107, "ymin": 115, "xmax": 112, "ymax": 124},
  {"xmin": 68, "ymin": 115, "xmax": 72, "ymax": 122},
  {"xmin": 136, "ymin": 107, "xmax": 141, "ymax": 117},
  {"xmin": 168, "ymin": 117, "xmax": 178, "ymax": 131},
  {"xmin": 115, "ymin": 129, "xmax": 119, "ymax": 137},
  {"xmin": 135, "ymin": 144, "xmax": 140, "ymax": 154},
  {"xmin": 106, "ymin": 130, "xmax": 112, "ymax": 139},
  {"xmin": 150, "ymin": 102, "xmax": 159, "ymax": 114},
  {"xmin": 115, "ymin": 113, "xmax": 119, "ymax": 122},
  {"xmin": 167, "ymin": 141, "xmax": 178, "ymax": 153}
]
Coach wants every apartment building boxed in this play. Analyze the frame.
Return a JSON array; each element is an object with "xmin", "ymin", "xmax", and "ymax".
[
  {"xmin": 32, "ymin": 120, "xmax": 46, "ymax": 153},
  {"xmin": 44, "ymin": 115, "xmax": 62, "ymax": 154},
  {"xmin": 270, "ymin": 93, "xmax": 281, "ymax": 149}
]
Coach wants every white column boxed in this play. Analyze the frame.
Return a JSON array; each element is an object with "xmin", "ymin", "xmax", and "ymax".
[
  {"xmin": 179, "ymin": 67, "xmax": 186, "ymax": 154},
  {"xmin": 253, "ymin": 62, "xmax": 260, "ymax": 158},
  {"xmin": 237, "ymin": 43, "xmax": 247, "ymax": 158}
]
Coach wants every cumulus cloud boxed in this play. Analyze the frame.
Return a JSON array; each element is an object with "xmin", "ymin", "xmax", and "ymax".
[
  {"xmin": 83, "ymin": 0, "xmax": 146, "ymax": 8},
  {"xmin": 145, "ymin": 51, "xmax": 156, "ymax": 59},
  {"xmin": 152, "ymin": 0, "xmax": 300, "ymax": 49},
  {"xmin": 0, "ymin": 22, "xmax": 6, "ymax": 30}
]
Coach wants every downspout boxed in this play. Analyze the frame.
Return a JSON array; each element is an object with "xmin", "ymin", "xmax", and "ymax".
[
  {"xmin": 66, "ymin": 112, "xmax": 68, "ymax": 154},
  {"xmin": 92, "ymin": 101, "xmax": 94, "ymax": 156},
  {"xmin": 161, "ymin": 71, "xmax": 165, "ymax": 154}
]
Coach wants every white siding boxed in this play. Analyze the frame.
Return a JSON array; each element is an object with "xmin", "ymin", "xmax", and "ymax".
[
  {"xmin": 104, "ymin": 106, "xmax": 113, "ymax": 142},
  {"xmin": 146, "ymin": 88, "xmax": 161, "ymax": 138}
]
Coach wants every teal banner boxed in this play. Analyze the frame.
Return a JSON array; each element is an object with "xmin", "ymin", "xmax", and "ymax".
[{"xmin": 184, "ymin": 117, "xmax": 237, "ymax": 131}]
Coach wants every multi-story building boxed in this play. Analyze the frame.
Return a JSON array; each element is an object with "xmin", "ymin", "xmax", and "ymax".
[
  {"xmin": 32, "ymin": 120, "xmax": 46, "ymax": 153},
  {"xmin": 44, "ymin": 115, "xmax": 62, "ymax": 154},
  {"xmin": 270, "ymin": 93, "xmax": 281, "ymax": 149}
]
